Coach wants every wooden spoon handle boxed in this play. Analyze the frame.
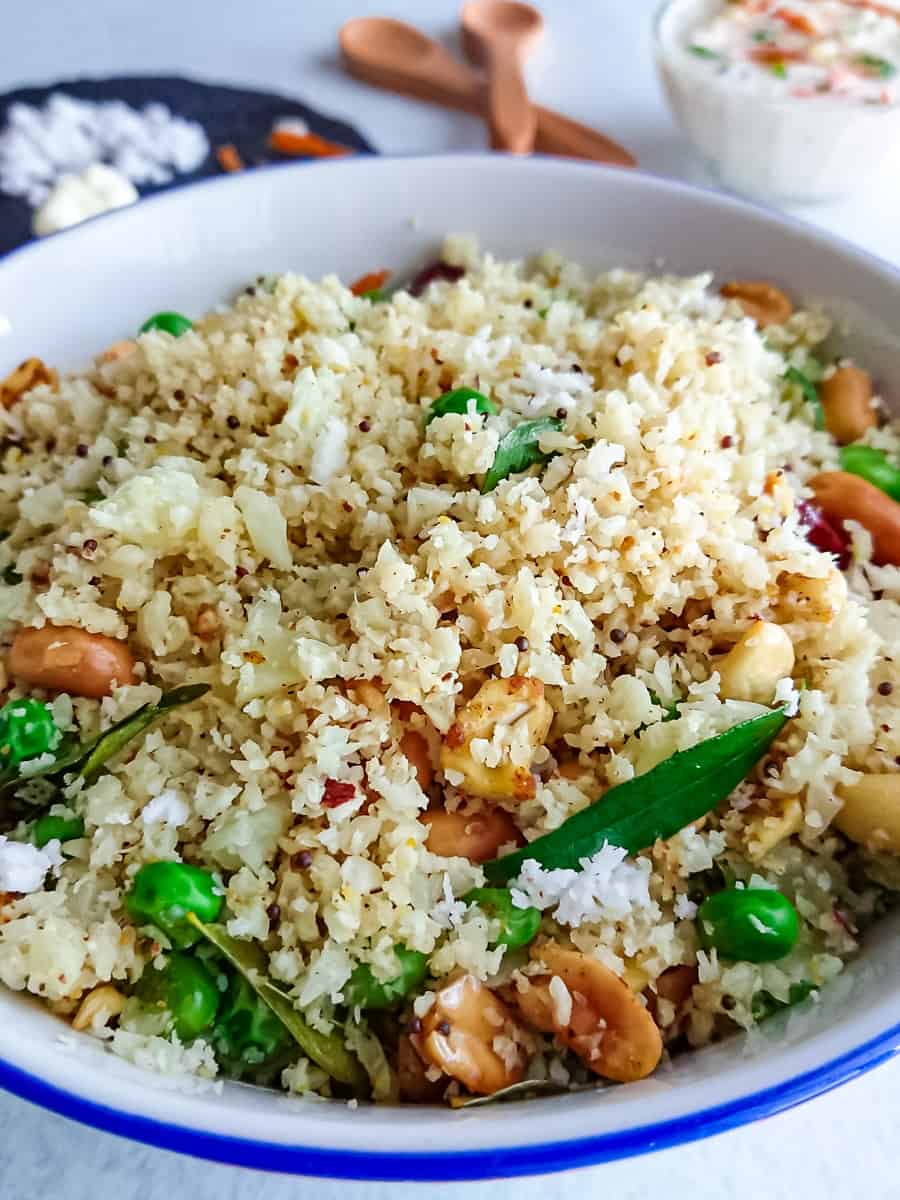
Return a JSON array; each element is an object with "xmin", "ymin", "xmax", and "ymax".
[
  {"xmin": 532, "ymin": 105, "xmax": 636, "ymax": 167},
  {"xmin": 484, "ymin": 41, "xmax": 536, "ymax": 154},
  {"xmin": 342, "ymin": 49, "xmax": 483, "ymax": 112},
  {"xmin": 339, "ymin": 22, "xmax": 635, "ymax": 166}
]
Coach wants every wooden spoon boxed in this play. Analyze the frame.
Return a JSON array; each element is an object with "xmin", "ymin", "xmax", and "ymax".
[
  {"xmin": 338, "ymin": 18, "xmax": 636, "ymax": 167},
  {"xmin": 459, "ymin": 1, "xmax": 543, "ymax": 153}
]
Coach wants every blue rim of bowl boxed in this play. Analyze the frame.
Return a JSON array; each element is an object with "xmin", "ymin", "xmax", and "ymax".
[
  {"xmin": 1, "ymin": 155, "xmax": 900, "ymax": 1177},
  {"xmin": 2, "ymin": 1024, "xmax": 899, "ymax": 1180}
]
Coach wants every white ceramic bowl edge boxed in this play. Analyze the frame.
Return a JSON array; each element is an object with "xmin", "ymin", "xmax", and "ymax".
[{"xmin": 0, "ymin": 156, "xmax": 899, "ymax": 1179}]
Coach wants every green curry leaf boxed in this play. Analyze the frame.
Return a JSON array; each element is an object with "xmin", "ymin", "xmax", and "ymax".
[
  {"xmin": 484, "ymin": 707, "xmax": 788, "ymax": 883},
  {"xmin": 481, "ymin": 417, "xmax": 563, "ymax": 493},
  {"xmin": 188, "ymin": 915, "xmax": 368, "ymax": 1092},
  {"xmin": 0, "ymin": 684, "xmax": 210, "ymax": 803},
  {"xmin": 783, "ymin": 365, "xmax": 824, "ymax": 430}
]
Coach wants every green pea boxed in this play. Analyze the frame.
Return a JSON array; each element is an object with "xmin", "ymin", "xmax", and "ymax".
[
  {"xmin": 212, "ymin": 972, "xmax": 291, "ymax": 1068},
  {"xmin": 33, "ymin": 814, "xmax": 84, "ymax": 849},
  {"xmin": 696, "ymin": 888, "xmax": 799, "ymax": 963},
  {"xmin": 136, "ymin": 951, "xmax": 221, "ymax": 1040},
  {"xmin": 839, "ymin": 445, "xmax": 900, "ymax": 502},
  {"xmin": 343, "ymin": 945, "xmax": 428, "ymax": 1010},
  {"xmin": 464, "ymin": 887, "xmax": 541, "ymax": 949},
  {"xmin": 126, "ymin": 861, "xmax": 223, "ymax": 948},
  {"xmin": 0, "ymin": 696, "xmax": 59, "ymax": 768},
  {"xmin": 0, "ymin": 698, "xmax": 59, "ymax": 768},
  {"xmin": 139, "ymin": 311, "xmax": 193, "ymax": 338},
  {"xmin": 426, "ymin": 387, "xmax": 498, "ymax": 426}
]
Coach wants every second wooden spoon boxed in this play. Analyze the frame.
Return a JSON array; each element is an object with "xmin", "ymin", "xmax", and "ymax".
[
  {"xmin": 338, "ymin": 18, "xmax": 636, "ymax": 168},
  {"xmin": 459, "ymin": 0, "xmax": 543, "ymax": 153}
]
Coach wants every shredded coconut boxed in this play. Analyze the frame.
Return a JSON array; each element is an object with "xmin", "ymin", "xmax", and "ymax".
[
  {"xmin": 0, "ymin": 835, "xmax": 63, "ymax": 893},
  {"xmin": 548, "ymin": 974, "xmax": 573, "ymax": 1027},
  {"xmin": 774, "ymin": 675, "xmax": 801, "ymax": 717},
  {"xmin": 0, "ymin": 94, "xmax": 208, "ymax": 207},
  {"xmin": 431, "ymin": 874, "xmax": 467, "ymax": 930},
  {"xmin": 32, "ymin": 163, "xmax": 138, "ymax": 236},
  {"xmin": 141, "ymin": 790, "xmax": 190, "ymax": 827},
  {"xmin": 509, "ymin": 844, "xmax": 654, "ymax": 927}
]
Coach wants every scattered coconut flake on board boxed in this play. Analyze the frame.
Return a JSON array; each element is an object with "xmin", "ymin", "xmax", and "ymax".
[
  {"xmin": 0, "ymin": 94, "xmax": 209, "ymax": 207},
  {"xmin": 509, "ymin": 843, "xmax": 655, "ymax": 927},
  {"xmin": 32, "ymin": 163, "xmax": 138, "ymax": 236},
  {"xmin": 272, "ymin": 116, "xmax": 310, "ymax": 138}
]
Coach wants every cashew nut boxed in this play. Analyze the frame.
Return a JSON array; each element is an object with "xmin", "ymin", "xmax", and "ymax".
[
  {"xmin": 835, "ymin": 774, "xmax": 900, "ymax": 854},
  {"xmin": 396, "ymin": 1034, "xmax": 446, "ymax": 1102},
  {"xmin": 776, "ymin": 568, "xmax": 847, "ymax": 625},
  {"xmin": 810, "ymin": 472, "xmax": 900, "ymax": 567},
  {"xmin": 717, "ymin": 620, "xmax": 795, "ymax": 704},
  {"xmin": 744, "ymin": 795, "xmax": 805, "ymax": 862},
  {"xmin": 820, "ymin": 366, "xmax": 875, "ymax": 445},
  {"xmin": 420, "ymin": 974, "xmax": 526, "ymax": 1095},
  {"xmin": 720, "ymin": 281, "xmax": 793, "ymax": 328},
  {"xmin": 193, "ymin": 608, "xmax": 221, "ymax": 641},
  {"xmin": 400, "ymin": 730, "xmax": 433, "ymax": 791},
  {"xmin": 347, "ymin": 678, "xmax": 390, "ymax": 719},
  {"xmin": 97, "ymin": 340, "xmax": 137, "ymax": 365},
  {"xmin": 515, "ymin": 945, "xmax": 662, "ymax": 1083},
  {"xmin": 0, "ymin": 357, "xmax": 58, "ymax": 409},
  {"xmin": 647, "ymin": 964, "xmax": 697, "ymax": 1036},
  {"xmin": 72, "ymin": 984, "xmax": 125, "ymax": 1033},
  {"xmin": 441, "ymin": 676, "xmax": 553, "ymax": 801},
  {"xmin": 654, "ymin": 964, "xmax": 697, "ymax": 1009},
  {"xmin": 423, "ymin": 807, "xmax": 521, "ymax": 863},
  {"xmin": 9, "ymin": 625, "xmax": 136, "ymax": 698}
]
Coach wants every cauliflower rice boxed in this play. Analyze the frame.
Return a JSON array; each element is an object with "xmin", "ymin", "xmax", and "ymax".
[{"xmin": 0, "ymin": 236, "xmax": 897, "ymax": 1103}]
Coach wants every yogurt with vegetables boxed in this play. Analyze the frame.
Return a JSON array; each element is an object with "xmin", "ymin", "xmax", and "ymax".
[
  {"xmin": 689, "ymin": 0, "xmax": 899, "ymax": 104},
  {"xmin": 657, "ymin": 0, "xmax": 900, "ymax": 200}
]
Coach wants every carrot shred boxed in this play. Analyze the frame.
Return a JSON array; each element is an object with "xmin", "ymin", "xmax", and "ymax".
[
  {"xmin": 750, "ymin": 45, "xmax": 805, "ymax": 63},
  {"xmin": 216, "ymin": 144, "xmax": 245, "ymax": 173},
  {"xmin": 269, "ymin": 130, "xmax": 351, "ymax": 158},
  {"xmin": 349, "ymin": 270, "xmax": 391, "ymax": 297},
  {"xmin": 773, "ymin": 8, "xmax": 817, "ymax": 34}
]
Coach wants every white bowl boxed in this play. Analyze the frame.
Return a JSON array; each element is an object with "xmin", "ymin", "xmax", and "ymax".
[
  {"xmin": 655, "ymin": 0, "xmax": 900, "ymax": 204},
  {"xmin": 0, "ymin": 155, "xmax": 899, "ymax": 1181}
]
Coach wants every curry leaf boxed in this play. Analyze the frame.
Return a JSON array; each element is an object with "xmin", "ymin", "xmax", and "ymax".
[
  {"xmin": 188, "ymin": 915, "xmax": 368, "ymax": 1092},
  {"xmin": 481, "ymin": 417, "xmax": 563, "ymax": 493},
  {"xmin": 0, "ymin": 683, "xmax": 210, "ymax": 802},
  {"xmin": 784, "ymin": 365, "xmax": 824, "ymax": 430},
  {"xmin": 426, "ymin": 387, "xmax": 498, "ymax": 426},
  {"xmin": 484, "ymin": 707, "xmax": 788, "ymax": 883},
  {"xmin": 78, "ymin": 684, "xmax": 210, "ymax": 784},
  {"xmin": 452, "ymin": 1078, "xmax": 580, "ymax": 1107}
]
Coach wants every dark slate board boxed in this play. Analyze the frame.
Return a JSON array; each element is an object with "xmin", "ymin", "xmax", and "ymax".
[{"xmin": 0, "ymin": 75, "xmax": 375, "ymax": 257}]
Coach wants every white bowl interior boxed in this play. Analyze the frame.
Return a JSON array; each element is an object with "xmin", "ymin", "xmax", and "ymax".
[{"xmin": 0, "ymin": 156, "xmax": 898, "ymax": 1177}]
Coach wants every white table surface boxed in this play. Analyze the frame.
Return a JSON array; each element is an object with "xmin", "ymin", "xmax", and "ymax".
[{"xmin": 2, "ymin": 2, "xmax": 899, "ymax": 1197}]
